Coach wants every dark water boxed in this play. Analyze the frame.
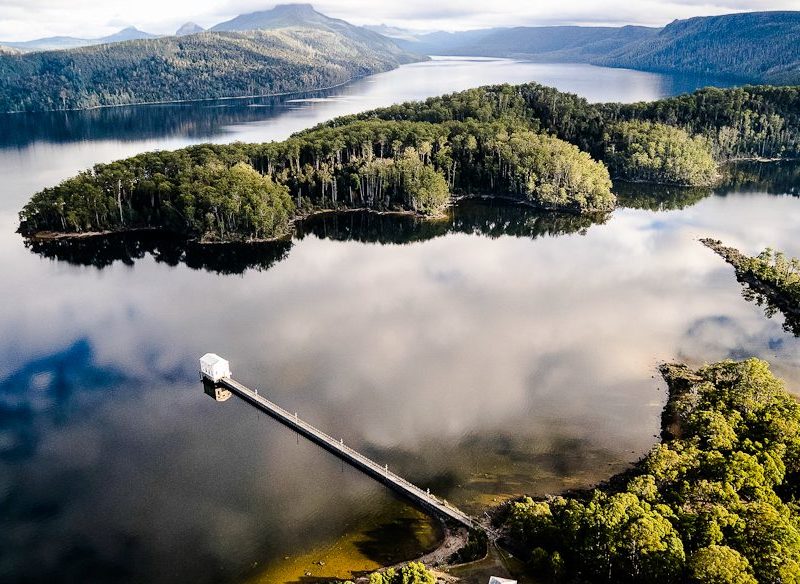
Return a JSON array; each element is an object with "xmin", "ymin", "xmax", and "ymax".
[{"xmin": 0, "ymin": 58, "xmax": 795, "ymax": 584}]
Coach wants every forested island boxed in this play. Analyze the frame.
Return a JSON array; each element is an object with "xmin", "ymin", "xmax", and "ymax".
[
  {"xmin": 18, "ymin": 83, "xmax": 800, "ymax": 243},
  {"xmin": 502, "ymin": 359, "xmax": 800, "ymax": 583}
]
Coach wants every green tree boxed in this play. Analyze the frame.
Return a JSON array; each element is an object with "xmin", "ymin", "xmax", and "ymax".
[
  {"xmin": 605, "ymin": 121, "xmax": 718, "ymax": 186},
  {"xmin": 368, "ymin": 562, "xmax": 435, "ymax": 584},
  {"xmin": 688, "ymin": 546, "xmax": 758, "ymax": 584},
  {"xmin": 505, "ymin": 360, "xmax": 800, "ymax": 584}
]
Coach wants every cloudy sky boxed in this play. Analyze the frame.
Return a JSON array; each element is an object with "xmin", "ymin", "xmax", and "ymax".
[{"xmin": 0, "ymin": 0, "xmax": 796, "ymax": 42}]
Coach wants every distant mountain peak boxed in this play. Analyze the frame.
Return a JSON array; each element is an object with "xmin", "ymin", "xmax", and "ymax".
[
  {"xmin": 100, "ymin": 26, "xmax": 157, "ymax": 43},
  {"xmin": 176, "ymin": 22, "xmax": 205, "ymax": 36},
  {"xmin": 210, "ymin": 3, "xmax": 343, "ymax": 33},
  {"xmin": 206, "ymin": 4, "xmax": 411, "ymax": 61},
  {"xmin": 272, "ymin": 3, "xmax": 318, "ymax": 12}
]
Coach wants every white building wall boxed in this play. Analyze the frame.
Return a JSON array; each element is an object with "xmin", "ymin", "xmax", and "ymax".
[{"xmin": 199, "ymin": 354, "xmax": 231, "ymax": 382}]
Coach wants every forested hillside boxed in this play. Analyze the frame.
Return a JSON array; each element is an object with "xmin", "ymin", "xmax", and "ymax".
[
  {"xmin": 388, "ymin": 11, "xmax": 800, "ymax": 84},
  {"xmin": 397, "ymin": 26, "xmax": 657, "ymax": 62},
  {"xmin": 0, "ymin": 27, "xmax": 420, "ymax": 112},
  {"xmin": 600, "ymin": 11, "xmax": 800, "ymax": 84}
]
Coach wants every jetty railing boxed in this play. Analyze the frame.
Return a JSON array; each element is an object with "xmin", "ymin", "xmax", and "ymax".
[{"xmin": 216, "ymin": 375, "xmax": 479, "ymax": 530}]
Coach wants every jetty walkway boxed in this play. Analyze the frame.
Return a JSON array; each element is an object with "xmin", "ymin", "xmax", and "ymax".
[{"xmin": 215, "ymin": 375, "xmax": 480, "ymax": 531}]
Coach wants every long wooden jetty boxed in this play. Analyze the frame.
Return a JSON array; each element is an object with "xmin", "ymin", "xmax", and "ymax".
[{"xmin": 203, "ymin": 366, "xmax": 479, "ymax": 531}]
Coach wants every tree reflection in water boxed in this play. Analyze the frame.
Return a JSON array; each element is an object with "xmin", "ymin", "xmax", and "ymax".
[
  {"xmin": 22, "ymin": 161, "xmax": 800, "ymax": 275},
  {"xmin": 24, "ymin": 199, "xmax": 605, "ymax": 274}
]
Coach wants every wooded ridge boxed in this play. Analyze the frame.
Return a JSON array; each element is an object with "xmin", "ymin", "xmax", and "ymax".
[
  {"xmin": 0, "ymin": 28, "xmax": 422, "ymax": 113},
  {"xmin": 392, "ymin": 11, "xmax": 800, "ymax": 85}
]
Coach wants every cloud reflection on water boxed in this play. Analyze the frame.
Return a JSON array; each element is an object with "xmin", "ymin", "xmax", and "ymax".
[
  {"xmin": 0, "ymin": 58, "xmax": 795, "ymax": 583},
  {"xmin": 2, "ymin": 187, "xmax": 799, "ymax": 582}
]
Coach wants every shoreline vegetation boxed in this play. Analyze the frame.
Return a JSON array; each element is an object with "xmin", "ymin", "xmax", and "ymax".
[
  {"xmin": 701, "ymin": 238, "xmax": 800, "ymax": 336},
  {"xmin": 333, "ymin": 358, "xmax": 800, "ymax": 583},
  {"xmin": 18, "ymin": 83, "xmax": 800, "ymax": 244},
  {"xmin": 0, "ymin": 75, "xmax": 370, "ymax": 115},
  {"xmin": 498, "ymin": 359, "xmax": 800, "ymax": 584}
]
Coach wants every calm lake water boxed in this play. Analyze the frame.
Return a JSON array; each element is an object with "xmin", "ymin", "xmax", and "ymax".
[{"xmin": 1, "ymin": 58, "xmax": 797, "ymax": 584}]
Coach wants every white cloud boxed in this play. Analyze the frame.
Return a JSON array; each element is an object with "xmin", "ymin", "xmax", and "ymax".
[{"xmin": 0, "ymin": 0, "xmax": 797, "ymax": 41}]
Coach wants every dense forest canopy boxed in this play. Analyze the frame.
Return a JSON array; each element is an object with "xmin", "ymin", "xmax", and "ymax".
[
  {"xmin": 598, "ymin": 12, "xmax": 800, "ymax": 85},
  {"xmin": 364, "ymin": 562, "xmax": 435, "ymax": 584},
  {"xmin": 0, "ymin": 27, "xmax": 420, "ymax": 112},
  {"xmin": 505, "ymin": 359, "xmax": 800, "ymax": 584},
  {"xmin": 19, "ymin": 82, "xmax": 800, "ymax": 242},
  {"xmin": 336, "ymin": 83, "xmax": 800, "ymax": 162},
  {"xmin": 604, "ymin": 121, "xmax": 718, "ymax": 186},
  {"xmin": 742, "ymin": 248, "xmax": 800, "ymax": 305},
  {"xmin": 18, "ymin": 114, "xmax": 616, "ymax": 241}
]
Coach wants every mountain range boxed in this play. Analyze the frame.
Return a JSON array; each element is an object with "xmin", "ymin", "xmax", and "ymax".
[
  {"xmin": 4, "ymin": 23, "xmax": 206, "ymax": 51},
  {"xmin": 597, "ymin": 11, "xmax": 800, "ymax": 84},
  {"xmin": 0, "ymin": 4, "xmax": 422, "ymax": 113},
  {"xmin": 176, "ymin": 22, "xmax": 205, "ymax": 37},
  {"xmin": 209, "ymin": 3, "xmax": 409, "ymax": 59},
  {"xmin": 2, "ymin": 4, "xmax": 800, "ymax": 113},
  {"xmin": 2, "ymin": 26, "xmax": 158, "ymax": 52},
  {"xmin": 387, "ymin": 11, "xmax": 800, "ymax": 84},
  {"xmin": 1, "ymin": 3, "xmax": 411, "ymax": 54},
  {"xmin": 393, "ymin": 26, "xmax": 659, "ymax": 62}
]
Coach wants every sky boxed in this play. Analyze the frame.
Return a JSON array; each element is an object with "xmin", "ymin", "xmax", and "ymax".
[{"xmin": 0, "ymin": 0, "xmax": 797, "ymax": 42}]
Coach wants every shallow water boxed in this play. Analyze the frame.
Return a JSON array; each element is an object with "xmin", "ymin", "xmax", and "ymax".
[{"xmin": 0, "ymin": 58, "xmax": 794, "ymax": 584}]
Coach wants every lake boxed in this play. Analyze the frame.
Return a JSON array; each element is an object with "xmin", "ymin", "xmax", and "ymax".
[{"xmin": 1, "ymin": 58, "xmax": 797, "ymax": 584}]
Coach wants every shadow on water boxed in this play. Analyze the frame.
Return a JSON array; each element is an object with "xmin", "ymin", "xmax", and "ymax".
[
  {"xmin": 360, "ymin": 430, "xmax": 629, "ymax": 514},
  {"xmin": 740, "ymin": 278, "xmax": 800, "ymax": 337},
  {"xmin": 0, "ymin": 338, "xmax": 124, "ymax": 462},
  {"xmin": 270, "ymin": 513, "xmax": 442, "ymax": 583},
  {"xmin": 614, "ymin": 183, "xmax": 714, "ymax": 211},
  {"xmin": 0, "ymin": 89, "xmax": 340, "ymax": 148},
  {"xmin": 24, "ymin": 232, "xmax": 293, "ymax": 274},
  {"xmin": 0, "ymin": 340, "xmax": 138, "ymax": 583},
  {"xmin": 297, "ymin": 199, "xmax": 606, "ymax": 244},
  {"xmin": 616, "ymin": 160, "xmax": 800, "ymax": 211},
  {"xmin": 24, "ymin": 200, "xmax": 607, "ymax": 274},
  {"xmin": 24, "ymin": 161, "xmax": 800, "ymax": 274},
  {"xmin": 352, "ymin": 515, "xmax": 442, "ymax": 568},
  {"xmin": 722, "ymin": 160, "xmax": 800, "ymax": 196}
]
